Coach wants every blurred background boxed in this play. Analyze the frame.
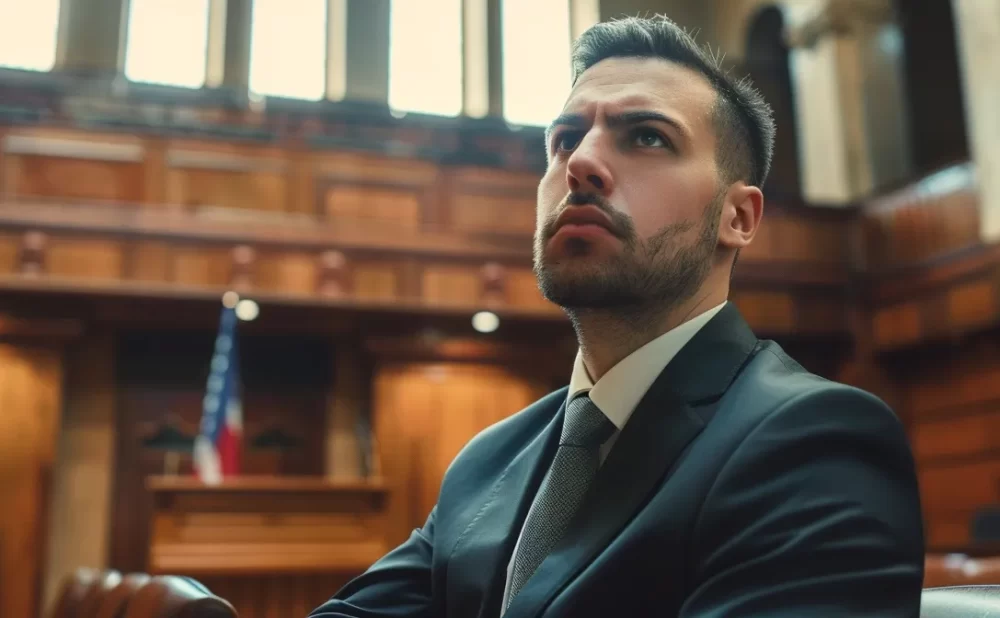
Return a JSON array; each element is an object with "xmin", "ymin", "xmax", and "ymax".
[{"xmin": 0, "ymin": 0, "xmax": 998, "ymax": 617}]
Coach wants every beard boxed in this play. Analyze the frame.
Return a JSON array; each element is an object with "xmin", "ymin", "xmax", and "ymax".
[{"xmin": 533, "ymin": 192, "xmax": 722, "ymax": 311}]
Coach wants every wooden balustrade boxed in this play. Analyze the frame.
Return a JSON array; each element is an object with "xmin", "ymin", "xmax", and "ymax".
[{"xmin": 0, "ymin": 125, "xmax": 861, "ymax": 341}]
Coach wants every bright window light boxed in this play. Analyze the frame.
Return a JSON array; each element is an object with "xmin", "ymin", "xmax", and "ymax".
[
  {"xmin": 250, "ymin": 0, "xmax": 327, "ymax": 100},
  {"xmin": 125, "ymin": 0, "xmax": 210, "ymax": 88},
  {"xmin": 389, "ymin": 0, "xmax": 463, "ymax": 117},
  {"xmin": 502, "ymin": 0, "xmax": 572, "ymax": 127},
  {"xmin": 0, "ymin": 0, "xmax": 60, "ymax": 71}
]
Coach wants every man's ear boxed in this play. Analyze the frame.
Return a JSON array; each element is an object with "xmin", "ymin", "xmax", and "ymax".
[{"xmin": 718, "ymin": 182, "xmax": 763, "ymax": 251}]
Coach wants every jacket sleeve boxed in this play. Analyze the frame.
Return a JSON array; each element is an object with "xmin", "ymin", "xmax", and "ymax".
[
  {"xmin": 680, "ymin": 386, "xmax": 925, "ymax": 617},
  {"xmin": 308, "ymin": 507, "xmax": 437, "ymax": 618}
]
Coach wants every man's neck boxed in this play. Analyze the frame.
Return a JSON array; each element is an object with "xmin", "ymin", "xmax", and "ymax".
[{"xmin": 569, "ymin": 288, "xmax": 726, "ymax": 382}]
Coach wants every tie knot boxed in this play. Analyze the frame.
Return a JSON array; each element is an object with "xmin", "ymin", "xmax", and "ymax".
[{"xmin": 561, "ymin": 395, "xmax": 616, "ymax": 447}]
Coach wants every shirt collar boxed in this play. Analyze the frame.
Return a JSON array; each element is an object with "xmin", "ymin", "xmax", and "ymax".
[{"xmin": 567, "ymin": 301, "xmax": 727, "ymax": 430}]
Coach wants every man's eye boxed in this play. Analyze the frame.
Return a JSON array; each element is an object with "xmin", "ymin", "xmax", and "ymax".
[
  {"xmin": 632, "ymin": 128, "xmax": 670, "ymax": 149},
  {"xmin": 553, "ymin": 131, "xmax": 582, "ymax": 152}
]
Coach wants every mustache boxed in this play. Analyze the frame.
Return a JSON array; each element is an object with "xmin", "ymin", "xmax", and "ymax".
[{"xmin": 542, "ymin": 192, "xmax": 635, "ymax": 240}]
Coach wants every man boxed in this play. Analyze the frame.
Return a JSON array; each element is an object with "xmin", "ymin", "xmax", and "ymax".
[{"xmin": 310, "ymin": 15, "xmax": 924, "ymax": 618}]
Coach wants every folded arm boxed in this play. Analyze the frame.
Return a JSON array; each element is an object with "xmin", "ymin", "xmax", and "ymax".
[
  {"xmin": 308, "ymin": 507, "xmax": 436, "ymax": 618},
  {"xmin": 681, "ymin": 386, "xmax": 925, "ymax": 617}
]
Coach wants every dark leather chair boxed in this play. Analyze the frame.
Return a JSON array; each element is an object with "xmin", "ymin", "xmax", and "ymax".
[
  {"xmin": 122, "ymin": 576, "xmax": 237, "ymax": 618},
  {"xmin": 76, "ymin": 570, "xmax": 123, "ymax": 618},
  {"xmin": 94, "ymin": 573, "xmax": 151, "ymax": 618},
  {"xmin": 922, "ymin": 586, "xmax": 1000, "ymax": 617},
  {"xmin": 49, "ymin": 568, "xmax": 99, "ymax": 618}
]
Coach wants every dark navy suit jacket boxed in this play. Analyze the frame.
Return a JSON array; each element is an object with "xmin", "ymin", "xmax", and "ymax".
[{"xmin": 310, "ymin": 303, "xmax": 925, "ymax": 617}]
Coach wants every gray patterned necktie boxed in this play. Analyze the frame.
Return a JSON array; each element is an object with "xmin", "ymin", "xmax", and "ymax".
[{"xmin": 507, "ymin": 394, "xmax": 616, "ymax": 606}]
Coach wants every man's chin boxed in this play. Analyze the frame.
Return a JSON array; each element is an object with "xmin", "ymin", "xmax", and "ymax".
[{"xmin": 534, "ymin": 267, "xmax": 643, "ymax": 309}]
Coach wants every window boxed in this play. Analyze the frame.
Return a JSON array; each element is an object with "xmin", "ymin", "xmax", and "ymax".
[
  {"xmin": 389, "ymin": 0, "xmax": 463, "ymax": 117},
  {"xmin": 125, "ymin": 0, "xmax": 211, "ymax": 87},
  {"xmin": 0, "ymin": 0, "xmax": 60, "ymax": 71},
  {"xmin": 250, "ymin": 0, "xmax": 327, "ymax": 100},
  {"xmin": 502, "ymin": 0, "xmax": 572, "ymax": 127}
]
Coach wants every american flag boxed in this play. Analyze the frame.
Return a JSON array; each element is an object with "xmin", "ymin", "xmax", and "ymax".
[{"xmin": 193, "ymin": 302, "xmax": 243, "ymax": 485}]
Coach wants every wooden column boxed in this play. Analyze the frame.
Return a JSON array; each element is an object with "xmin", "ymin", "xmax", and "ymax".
[
  {"xmin": 41, "ymin": 333, "xmax": 117, "ymax": 616},
  {"xmin": 0, "ymin": 316, "xmax": 80, "ymax": 618}
]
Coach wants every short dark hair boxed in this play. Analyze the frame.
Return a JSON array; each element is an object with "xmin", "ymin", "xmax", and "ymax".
[{"xmin": 571, "ymin": 15, "xmax": 775, "ymax": 188}]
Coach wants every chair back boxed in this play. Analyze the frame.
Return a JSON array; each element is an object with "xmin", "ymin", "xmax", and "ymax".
[
  {"xmin": 922, "ymin": 586, "xmax": 1000, "ymax": 617},
  {"xmin": 76, "ymin": 571, "xmax": 122, "ymax": 618},
  {"xmin": 121, "ymin": 576, "xmax": 237, "ymax": 618},
  {"xmin": 48, "ymin": 568, "xmax": 99, "ymax": 618},
  {"xmin": 94, "ymin": 573, "xmax": 151, "ymax": 618}
]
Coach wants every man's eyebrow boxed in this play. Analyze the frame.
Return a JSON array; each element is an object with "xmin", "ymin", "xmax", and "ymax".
[
  {"xmin": 546, "ymin": 113, "xmax": 587, "ymax": 138},
  {"xmin": 609, "ymin": 110, "xmax": 690, "ymax": 142},
  {"xmin": 545, "ymin": 110, "xmax": 690, "ymax": 142}
]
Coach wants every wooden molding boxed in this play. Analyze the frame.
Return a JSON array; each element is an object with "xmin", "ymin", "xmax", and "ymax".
[
  {"xmin": 0, "ymin": 314, "xmax": 83, "ymax": 343},
  {"xmin": 3, "ymin": 134, "xmax": 145, "ymax": 162},
  {"xmin": 165, "ymin": 149, "xmax": 287, "ymax": 173}
]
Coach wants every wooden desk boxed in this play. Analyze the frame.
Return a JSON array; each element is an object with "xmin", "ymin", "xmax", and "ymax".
[{"xmin": 146, "ymin": 476, "xmax": 389, "ymax": 617}]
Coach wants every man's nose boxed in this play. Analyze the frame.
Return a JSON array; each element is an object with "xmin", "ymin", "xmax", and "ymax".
[{"xmin": 566, "ymin": 134, "xmax": 614, "ymax": 196}]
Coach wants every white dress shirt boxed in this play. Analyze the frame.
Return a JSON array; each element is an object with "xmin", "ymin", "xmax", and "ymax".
[{"xmin": 500, "ymin": 301, "xmax": 727, "ymax": 612}]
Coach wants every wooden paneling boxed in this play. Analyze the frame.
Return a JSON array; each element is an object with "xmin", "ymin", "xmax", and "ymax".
[
  {"xmin": 14, "ymin": 156, "xmax": 144, "ymax": 203},
  {"xmin": 862, "ymin": 162, "xmax": 979, "ymax": 272},
  {"xmin": 731, "ymin": 291, "xmax": 795, "ymax": 332},
  {"xmin": 900, "ymin": 339, "xmax": 1000, "ymax": 548},
  {"xmin": 742, "ymin": 207, "xmax": 851, "ymax": 265},
  {"xmin": 171, "ymin": 246, "xmax": 233, "ymax": 287},
  {"xmin": 2, "ymin": 131, "xmax": 145, "ymax": 204},
  {"xmin": 505, "ymin": 267, "xmax": 559, "ymax": 313},
  {"xmin": 167, "ymin": 166, "xmax": 288, "ymax": 213},
  {"xmin": 450, "ymin": 192, "xmax": 536, "ymax": 236},
  {"xmin": 47, "ymin": 238, "xmax": 125, "ymax": 280},
  {"xmin": 446, "ymin": 167, "xmax": 538, "ymax": 237},
  {"xmin": 323, "ymin": 184, "xmax": 422, "ymax": 229},
  {"xmin": 870, "ymin": 244, "xmax": 1000, "ymax": 351},
  {"xmin": 253, "ymin": 250, "xmax": 317, "ymax": 296},
  {"xmin": 351, "ymin": 262, "xmax": 399, "ymax": 302},
  {"xmin": 164, "ymin": 144, "xmax": 289, "ymax": 213},
  {"xmin": 421, "ymin": 265, "xmax": 482, "ymax": 307},
  {"xmin": 0, "ymin": 230, "xmax": 18, "ymax": 272},
  {"xmin": 0, "ymin": 336, "xmax": 66, "ymax": 618},
  {"xmin": 373, "ymin": 363, "xmax": 550, "ymax": 546},
  {"xmin": 198, "ymin": 573, "xmax": 349, "ymax": 618}
]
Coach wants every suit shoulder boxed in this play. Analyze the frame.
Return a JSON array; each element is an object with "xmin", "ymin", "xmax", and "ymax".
[
  {"xmin": 722, "ymin": 340, "xmax": 906, "ymax": 451},
  {"xmin": 747, "ymin": 340, "xmax": 893, "ymax": 411}
]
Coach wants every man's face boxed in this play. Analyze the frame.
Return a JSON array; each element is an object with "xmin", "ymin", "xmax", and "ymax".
[{"xmin": 534, "ymin": 56, "xmax": 725, "ymax": 310}]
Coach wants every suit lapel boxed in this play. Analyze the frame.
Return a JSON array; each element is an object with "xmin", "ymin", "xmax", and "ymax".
[
  {"xmin": 504, "ymin": 303, "xmax": 759, "ymax": 618},
  {"xmin": 444, "ymin": 396, "xmax": 565, "ymax": 618}
]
